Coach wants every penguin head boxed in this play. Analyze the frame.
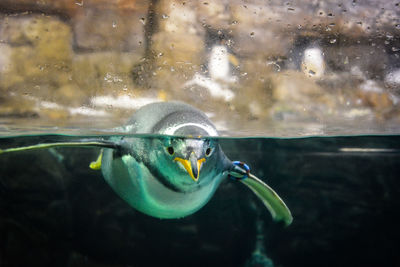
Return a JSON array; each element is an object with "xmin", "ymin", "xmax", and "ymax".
[{"xmin": 150, "ymin": 136, "xmax": 220, "ymax": 192}]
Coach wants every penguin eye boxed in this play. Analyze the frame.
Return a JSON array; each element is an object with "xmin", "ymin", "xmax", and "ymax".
[
  {"xmin": 205, "ymin": 147, "xmax": 212, "ymax": 157},
  {"xmin": 167, "ymin": 146, "xmax": 175, "ymax": 155}
]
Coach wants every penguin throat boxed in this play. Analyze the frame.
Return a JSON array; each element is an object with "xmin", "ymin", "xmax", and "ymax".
[{"xmin": 145, "ymin": 161, "xmax": 202, "ymax": 193}]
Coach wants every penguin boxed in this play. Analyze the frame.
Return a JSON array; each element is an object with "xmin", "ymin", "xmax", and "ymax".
[
  {"xmin": 0, "ymin": 102, "xmax": 292, "ymax": 225},
  {"xmin": 183, "ymin": 40, "xmax": 238, "ymax": 102}
]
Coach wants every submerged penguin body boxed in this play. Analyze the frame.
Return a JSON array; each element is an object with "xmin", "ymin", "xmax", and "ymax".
[
  {"xmin": 0, "ymin": 101, "xmax": 293, "ymax": 225},
  {"xmin": 102, "ymin": 102, "xmax": 229, "ymax": 218}
]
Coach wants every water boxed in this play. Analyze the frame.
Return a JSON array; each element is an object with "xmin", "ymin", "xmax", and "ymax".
[{"xmin": 0, "ymin": 134, "xmax": 399, "ymax": 267}]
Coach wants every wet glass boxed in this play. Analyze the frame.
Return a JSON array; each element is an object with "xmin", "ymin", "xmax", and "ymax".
[{"xmin": 0, "ymin": 0, "xmax": 398, "ymax": 137}]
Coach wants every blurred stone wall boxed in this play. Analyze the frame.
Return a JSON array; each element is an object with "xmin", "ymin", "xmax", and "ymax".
[{"xmin": 0, "ymin": 0, "xmax": 399, "ymax": 135}]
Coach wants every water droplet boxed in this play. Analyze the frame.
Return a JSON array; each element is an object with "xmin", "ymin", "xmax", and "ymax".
[
  {"xmin": 139, "ymin": 18, "xmax": 146, "ymax": 25},
  {"xmin": 330, "ymin": 39, "xmax": 337, "ymax": 44},
  {"xmin": 112, "ymin": 21, "xmax": 117, "ymax": 28},
  {"xmin": 231, "ymin": 20, "xmax": 238, "ymax": 25},
  {"xmin": 162, "ymin": 14, "xmax": 169, "ymax": 19},
  {"xmin": 266, "ymin": 61, "xmax": 281, "ymax": 72}
]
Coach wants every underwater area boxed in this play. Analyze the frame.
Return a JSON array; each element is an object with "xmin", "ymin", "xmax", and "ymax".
[
  {"xmin": 0, "ymin": 0, "xmax": 400, "ymax": 266},
  {"xmin": 0, "ymin": 134, "xmax": 400, "ymax": 267}
]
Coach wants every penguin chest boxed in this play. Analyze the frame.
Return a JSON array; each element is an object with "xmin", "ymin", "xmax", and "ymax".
[{"xmin": 101, "ymin": 149, "xmax": 222, "ymax": 219}]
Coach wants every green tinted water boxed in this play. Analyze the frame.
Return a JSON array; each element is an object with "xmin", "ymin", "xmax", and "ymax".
[{"xmin": 0, "ymin": 134, "xmax": 399, "ymax": 267}]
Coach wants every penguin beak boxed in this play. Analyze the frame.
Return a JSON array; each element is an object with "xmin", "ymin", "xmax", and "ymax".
[{"xmin": 174, "ymin": 152, "xmax": 206, "ymax": 182}]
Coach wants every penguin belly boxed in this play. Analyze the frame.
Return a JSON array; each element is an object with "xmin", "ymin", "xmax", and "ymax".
[{"xmin": 101, "ymin": 148, "xmax": 224, "ymax": 219}]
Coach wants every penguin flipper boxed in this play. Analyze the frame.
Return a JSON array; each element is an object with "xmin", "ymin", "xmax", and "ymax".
[
  {"xmin": 0, "ymin": 140, "xmax": 119, "ymax": 155},
  {"xmin": 239, "ymin": 173, "xmax": 293, "ymax": 226}
]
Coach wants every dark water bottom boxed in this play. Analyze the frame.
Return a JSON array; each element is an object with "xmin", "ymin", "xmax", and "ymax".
[{"xmin": 0, "ymin": 135, "xmax": 399, "ymax": 267}]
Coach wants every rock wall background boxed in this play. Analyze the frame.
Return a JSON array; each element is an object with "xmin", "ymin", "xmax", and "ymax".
[{"xmin": 0, "ymin": 0, "xmax": 399, "ymax": 136}]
